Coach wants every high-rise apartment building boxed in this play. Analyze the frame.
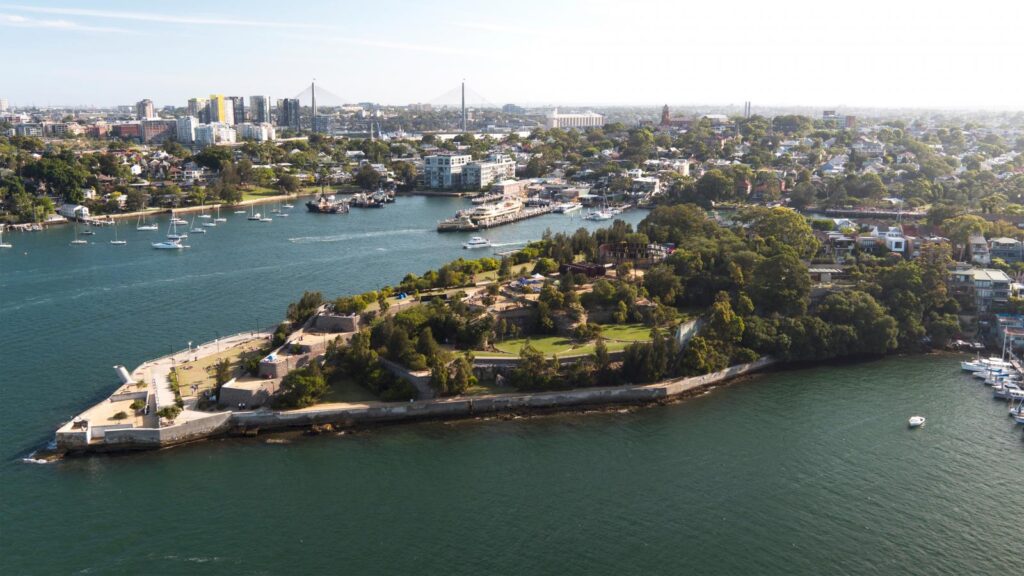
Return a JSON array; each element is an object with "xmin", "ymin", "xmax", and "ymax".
[
  {"xmin": 176, "ymin": 116, "xmax": 198, "ymax": 144},
  {"xmin": 187, "ymin": 97, "xmax": 209, "ymax": 123},
  {"xmin": 277, "ymin": 98, "xmax": 301, "ymax": 131},
  {"xmin": 0, "ymin": 97, "xmax": 8, "ymax": 112},
  {"xmin": 135, "ymin": 99, "xmax": 155, "ymax": 120},
  {"xmin": 209, "ymin": 94, "xmax": 235, "ymax": 124},
  {"xmin": 228, "ymin": 96, "xmax": 246, "ymax": 125},
  {"xmin": 250, "ymin": 95, "xmax": 271, "ymax": 124}
]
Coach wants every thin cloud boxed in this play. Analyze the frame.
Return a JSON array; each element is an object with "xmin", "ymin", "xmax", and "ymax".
[
  {"xmin": 0, "ymin": 12, "xmax": 130, "ymax": 33},
  {"xmin": 0, "ymin": 4, "xmax": 337, "ymax": 30},
  {"xmin": 275, "ymin": 32, "xmax": 468, "ymax": 56}
]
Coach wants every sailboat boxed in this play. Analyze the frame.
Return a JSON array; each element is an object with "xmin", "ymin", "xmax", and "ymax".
[
  {"xmin": 70, "ymin": 221, "xmax": 88, "ymax": 245},
  {"xmin": 80, "ymin": 221, "xmax": 95, "ymax": 235},
  {"xmin": 169, "ymin": 211, "xmax": 188, "ymax": 226},
  {"xmin": 247, "ymin": 204, "xmax": 261, "ymax": 221},
  {"xmin": 0, "ymin": 228, "xmax": 12, "ymax": 249},
  {"xmin": 167, "ymin": 218, "xmax": 187, "ymax": 240},
  {"xmin": 213, "ymin": 205, "xmax": 227, "ymax": 223},
  {"xmin": 198, "ymin": 207, "xmax": 211, "ymax": 219},
  {"xmin": 189, "ymin": 215, "xmax": 206, "ymax": 234},
  {"xmin": 136, "ymin": 212, "xmax": 158, "ymax": 231},
  {"xmin": 282, "ymin": 202, "xmax": 294, "ymax": 209},
  {"xmin": 110, "ymin": 222, "xmax": 127, "ymax": 245}
]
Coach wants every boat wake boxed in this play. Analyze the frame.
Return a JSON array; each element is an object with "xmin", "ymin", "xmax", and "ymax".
[
  {"xmin": 288, "ymin": 228, "xmax": 429, "ymax": 244},
  {"xmin": 489, "ymin": 241, "xmax": 527, "ymax": 248}
]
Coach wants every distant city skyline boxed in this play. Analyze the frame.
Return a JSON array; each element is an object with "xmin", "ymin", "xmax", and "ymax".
[{"xmin": 2, "ymin": 0, "xmax": 1022, "ymax": 110}]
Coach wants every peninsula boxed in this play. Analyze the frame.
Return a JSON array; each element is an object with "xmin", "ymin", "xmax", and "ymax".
[{"xmin": 53, "ymin": 202, "xmax": 971, "ymax": 454}]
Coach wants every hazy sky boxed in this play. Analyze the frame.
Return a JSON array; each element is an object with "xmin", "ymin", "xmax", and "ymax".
[{"xmin": 2, "ymin": 0, "xmax": 1022, "ymax": 110}]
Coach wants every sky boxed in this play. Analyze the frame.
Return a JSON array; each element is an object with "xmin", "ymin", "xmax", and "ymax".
[{"xmin": 2, "ymin": 0, "xmax": 1022, "ymax": 110}]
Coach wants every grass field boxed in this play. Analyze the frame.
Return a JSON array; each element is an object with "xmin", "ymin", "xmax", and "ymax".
[
  {"xmin": 474, "ymin": 323, "xmax": 656, "ymax": 359},
  {"xmin": 323, "ymin": 377, "xmax": 379, "ymax": 403},
  {"xmin": 173, "ymin": 340, "xmax": 266, "ymax": 398}
]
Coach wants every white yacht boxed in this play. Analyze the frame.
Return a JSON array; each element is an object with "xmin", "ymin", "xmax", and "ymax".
[
  {"xmin": 282, "ymin": 203, "xmax": 294, "ymax": 209},
  {"xmin": 136, "ymin": 213, "xmax": 158, "ymax": 231},
  {"xmin": 961, "ymin": 357, "xmax": 1013, "ymax": 372},
  {"xmin": 214, "ymin": 206, "xmax": 227, "ymax": 223},
  {"xmin": 554, "ymin": 203, "xmax": 582, "ymax": 214},
  {"xmin": 0, "ymin": 229, "xmax": 12, "ymax": 249},
  {"xmin": 110, "ymin": 223, "xmax": 126, "ymax": 245},
  {"xmin": 259, "ymin": 216, "xmax": 273, "ymax": 222},
  {"xmin": 463, "ymin": 236, "xmax": 491, "ymax": 249},
  {"xmin": 166, "ymin": 219, "xmax": 187, "ymax": 240},
  {"xmin": 908, "ymin": 416, "xmax": 926, "ymax": 428},
  {"xmin": 152, "ymin": 239, "xmax": 186, "ymax": 250},
  {"xmin": 189, "ymin": 216, "xmax": 206, "ymax": 234},
  {"xmin": 583, "ymin": 209, "xmax": 614, "ymax": 221}
]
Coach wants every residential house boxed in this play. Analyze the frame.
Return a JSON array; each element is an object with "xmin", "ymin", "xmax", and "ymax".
[
  {"xmin": 950, "ymin": 268, "xmax": 1011, "ymax": 313},
  {"xmin": 969, "ymin": 234, "xmax": 991, "ymax": 265}
]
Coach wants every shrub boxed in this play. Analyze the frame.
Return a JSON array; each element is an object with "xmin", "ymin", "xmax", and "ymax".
[
  {"xmin": 112, "ymin": 411, "xmax": 128, "ymax": 421},
  {"xmin": 157, "ymin": 406, "xmax": 181, "ymax": 421},
  {"xmin": 129, "ymin": 399, "xmax": 145, "ymax": 410}
]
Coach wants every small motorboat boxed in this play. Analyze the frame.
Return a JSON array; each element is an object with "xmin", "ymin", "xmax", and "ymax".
[
  {"xmin": 908, "ymin": 416, "xmax": 926, "ymax": 428},
  {"xmin": 282, "ymin": 203, "xmax": 294, "ymax": 209},
  {"xmin": 259, "ymin": 217, "xmax": 273, "ymax": 223},
  {"xmin": 463, "ymin": 236, "xmax": 491, "ymax": 249},
  {"xmin": 233, "ymin": 210, "xmax": 247, "ymax": 214}
]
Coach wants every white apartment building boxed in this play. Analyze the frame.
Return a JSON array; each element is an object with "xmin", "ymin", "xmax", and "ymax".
[
  {"xmin": 424, "ymin": 154, "xmax": 472, "ymax": 189},
  {"xmin": 176, "ymin": 116, "xmax": 198, "ymax": 144},
  {"xmin": 237, "ymin": 122, "xmax": 276, "ymax": 142},
  {"xmin": 0, "ymin": 98, "xmax": 8, "ymax": 112},
  {"xmin": 194, "ymin": 123, "xmax": 236, "ymax": 148},
  {"xmin": 463, "ymin": 154, "xmax": 517, "ymax": 189},
  {"xmin": 544, "ymin": 109, "xmax": 604, "ymax": 129}
]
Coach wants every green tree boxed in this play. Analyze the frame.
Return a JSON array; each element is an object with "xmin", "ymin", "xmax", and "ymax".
[
  {"xmin": 751, "ymin": 251, "xmax": 810, "ymax": 316},
  {"xmin": 275, "ymin": 363, "xmax": 328, "ymax": 408}
]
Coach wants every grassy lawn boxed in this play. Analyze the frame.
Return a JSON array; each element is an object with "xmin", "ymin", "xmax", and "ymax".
[
  {"xmin": 241, "ymin": 187, "xmax": 290, "ymax": 202},
  {"xmin": 476, "ymin": 262, "xmax": 534, "ymax": 282},
  {"xmin": 598, "ymin": 323, "xmax": 655, "ymax": 342},
  {"xmin": 323, "ymin": 377, "xmax": 379, "ymax": 403},
  {"xmin": 174, "ymin": 340, "xmax": 266, "ymax": 398}
]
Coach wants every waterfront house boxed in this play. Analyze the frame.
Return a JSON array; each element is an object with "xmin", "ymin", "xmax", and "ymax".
[
  {"xmin": 969, "ymin": 235, "xmax": 991, "ymax": 265},
  {"xmin": 989, "ymin": 237, "xmax": 1023, "ymax": 264},
  {"xmin": 950, "ymin": 268, "xmax": 1011, "ymax": 313}
]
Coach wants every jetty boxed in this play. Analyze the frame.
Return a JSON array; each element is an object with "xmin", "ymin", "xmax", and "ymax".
[{"xmin": 438, "ymin": 205, "xmax": 553, "ymax": 232}]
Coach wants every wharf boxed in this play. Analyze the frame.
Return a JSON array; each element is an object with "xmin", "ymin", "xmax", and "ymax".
[{"xmin": 475, "ymin": 206, "xmax": 553, "ymax": 229}]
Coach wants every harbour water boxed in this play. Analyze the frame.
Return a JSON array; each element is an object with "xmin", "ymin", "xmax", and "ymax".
[{"xmin": 1, "ymin": 197, "xmax": 1020, "ymax": 574}]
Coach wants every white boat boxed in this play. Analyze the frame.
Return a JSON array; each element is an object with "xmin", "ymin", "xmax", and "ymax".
[
  {"xmin": 0, "ymin": 229, "xmax": 11, "ymax": 249},
  {"xmin": 70, "ymin": 221, "xmax": 88, "ymax": 245},
  {"xmin": 110, "ymin": 223, "xmax": 127, "ymax": 245},
  {"xmin": 234, "ymin": 210, "xmax": 247, "ymax": 214},
  {"xmin": 282, "ymin": 203, "xmax": 294, "ymax": 209},
  {"xmin": 202, "ymin": 220, "xmax": 217, "ymax": 227},
  {"xmin": 1011, "ymin": 399, "xmax": 1024, "ymax": 418},
  {"xmin": 189, "ymin": 216, "xmax": 206, "ymax": 234},
  {"xmin": 152, "ymin": 239, "xmax": 186, "ymax": 250},
  {"xmin": 463, "ymin": 236, "xmax": 491, "ymax": 249},
  {"xmin": 908, "ymin": 416, "xmax": 926, "ymax": 428},
  {"xmin": 248, "ymin": 205, "xmax": 261, "ymax": 221},
  {"xmin": 583, "ymin": 209, "xmax": 614, "ymax": 221},
  {"xmin": 554, "ymin": 203, "xmax": 582, "ymax": 214},
  {"xmin": 136, "ymin": 213, "xmax": 158, "ymax": 231},
  {"xmin": 993, "ymin": 382, "xmax": 1023, "ymax": 399},
  {"xmin": 214, "ymin": 206, "xmax": 227, "ymax": 223},
  {"xmin": 961, "ymin": 357, "xmax": 1012, "ymax": 372},
  {"xmin": 169, "ymin": 211, "xmax": 188, "ymax": 226},
  {"xmin": 259, "ymin": 217, "xmax": 273, "ymax": 223},
  {"xmin": 166, "ymin": 219, "xmax": 187, "ymax": 240}
]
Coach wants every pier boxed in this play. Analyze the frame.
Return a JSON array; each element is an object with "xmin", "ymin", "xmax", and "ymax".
[{"xmin": 474, "ymin": 206, "xmax": 554, "ymax": 229}]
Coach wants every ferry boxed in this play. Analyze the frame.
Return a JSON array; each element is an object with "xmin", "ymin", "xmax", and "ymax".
[
  {"xmin": 437, "ymin": 216, "xmax": 478, "ymax": 232},
  {"xmin": 463, "ymin": 236, "xmax": 491, "ymax": 249},
  {"xmin": 469, "ymin": 199, "xmax": 522, "ymax": 221}
]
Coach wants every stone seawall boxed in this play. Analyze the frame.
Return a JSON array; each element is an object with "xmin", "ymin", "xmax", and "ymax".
[
  {"xmin": 233, "ymin": 357, "xmax": 775, "ymax": 432},
  {"xmin": 63, "ymin": 358, "xmax": 773, "ymax": 453}
]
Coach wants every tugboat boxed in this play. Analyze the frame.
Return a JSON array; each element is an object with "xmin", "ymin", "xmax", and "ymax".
[{"xmin": 306, "ymin": 194, "xmax": 349, "ymax": 214}]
